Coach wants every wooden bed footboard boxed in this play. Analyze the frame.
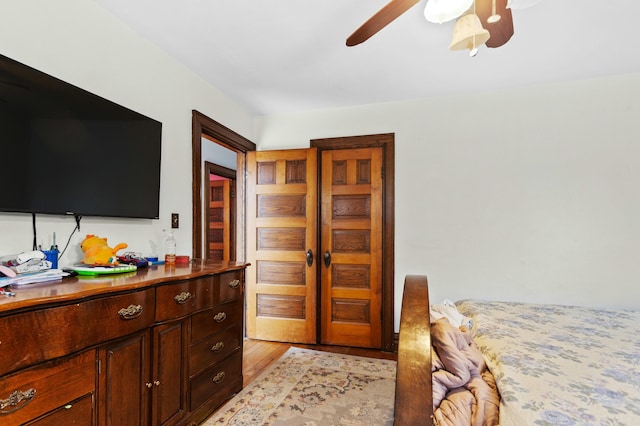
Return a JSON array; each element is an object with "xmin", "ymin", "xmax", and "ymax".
[{"xmin": 394, "ymin": 275, "xmax": 433, "ymax": 425}]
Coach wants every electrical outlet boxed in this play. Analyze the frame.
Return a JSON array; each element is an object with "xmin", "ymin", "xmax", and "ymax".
[{"xmin": 171, "ymin": 213, "xmax": 179, "ymax": 229}]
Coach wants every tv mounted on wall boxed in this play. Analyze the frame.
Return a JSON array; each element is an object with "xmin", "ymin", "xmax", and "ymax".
[{"xmin": 0, "ymin": 53, "xmax": 162, "ymax": 219}]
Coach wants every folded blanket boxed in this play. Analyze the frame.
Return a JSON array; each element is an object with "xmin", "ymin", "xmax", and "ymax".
[{"xmin": 431, "ymin": 318, "xmax": 500, "ymax": 426}]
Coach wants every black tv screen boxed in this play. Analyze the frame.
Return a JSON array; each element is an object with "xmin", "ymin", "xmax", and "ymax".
[{"xmin": 0, "ymin": 54, "xmax": 162, "ymax": 219}]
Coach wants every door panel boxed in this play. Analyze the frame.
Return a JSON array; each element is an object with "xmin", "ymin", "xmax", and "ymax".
[
  {"xmin": 246, "ymin": 149, "xmax": 318, "ymax": 344},
  {"xmin": 151, "ymin": 321, "xmax": 187, "ymax": 426},
  {"xmin": 99, "ymin": 331, "xmax": 149, "ymax": 426},
  {"xmin": 321, "ymin": 148, "xmax": 383, "ymax": 348},
  {"xmin": 208, "ymin": 179, "xmax": 233, "ymax": 260}
]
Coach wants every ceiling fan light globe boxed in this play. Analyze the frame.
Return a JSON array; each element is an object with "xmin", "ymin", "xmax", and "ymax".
[
  {"xmin": 449, "ymin": 13, "xmax": 491, "ymax": 51},
  {"xmin": 424, "ymin": 0, "xmax": 474, "ymax": 24},
  {"xmin": 506, "ymin": 0, "xmax": 542, "ymax": 10}
]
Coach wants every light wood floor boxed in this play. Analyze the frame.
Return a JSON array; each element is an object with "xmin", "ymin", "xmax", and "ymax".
[{"xmin": 243, "ymin": 339, "xmax": 398, "ymax": 387}]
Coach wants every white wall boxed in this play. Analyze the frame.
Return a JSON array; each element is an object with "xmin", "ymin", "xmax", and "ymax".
[
  {"xmin": 0, "ymin": 0, "xmax": 253, "ymax": 264},
  {"xmin": 202, "ymin": 139, "xmax": 238, "ymax": 171},
  {"xmin": 254, "ymin": 73, "xmax": 640, "ymax": 329}
]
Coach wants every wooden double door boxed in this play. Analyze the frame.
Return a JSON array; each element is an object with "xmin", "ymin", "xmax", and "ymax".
[{"xmin": 246, "ymin": 146, "xmax": 384, "ymax": 348}]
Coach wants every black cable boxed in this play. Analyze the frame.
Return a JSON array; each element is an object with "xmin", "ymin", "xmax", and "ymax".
[
  {"xmin": 58, "ymin": 216, "xmax": 82, "ymax": 261},
  {"xmin": 32, "ymin": 213, "xmax": 37, "ymax": 250}
]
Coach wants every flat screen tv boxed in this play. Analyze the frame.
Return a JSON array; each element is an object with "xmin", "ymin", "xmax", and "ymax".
[{"xmin": 0, "ymin": 54, "xmax": 162, "ymax": 219}]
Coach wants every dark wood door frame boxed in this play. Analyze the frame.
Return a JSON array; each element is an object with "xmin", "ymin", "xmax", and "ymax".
[
  {"xmin": 311, "ymin": 133, "xmax": 395, "ymax": 352},
  {"xmin": 192, "ymin": 110, "xmax": 255, "ymax": 259}
]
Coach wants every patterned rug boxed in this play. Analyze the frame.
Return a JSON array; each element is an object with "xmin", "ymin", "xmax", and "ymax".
[{"xmin": 203, "ymin": 347, "xmax": 397, "ymax": 425}]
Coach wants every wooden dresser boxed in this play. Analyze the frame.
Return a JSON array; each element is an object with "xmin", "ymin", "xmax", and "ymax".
[{"xmin": 0, "ymin": 260, "xmax": 248, "ymax": 426}]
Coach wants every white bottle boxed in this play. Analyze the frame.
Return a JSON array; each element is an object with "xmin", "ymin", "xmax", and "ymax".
[{"xmin": 165, "ymin": 231, "xmax": 176, "ymax": 264}]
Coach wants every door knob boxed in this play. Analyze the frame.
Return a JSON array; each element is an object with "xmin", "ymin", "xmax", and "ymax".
[
  {"xmin": 324, "ymin": 251, "xmax": 331, "ymax": 267},
  {"xmin": 306, "ymin": 249, "xmax": 314, "ymax": 267}
]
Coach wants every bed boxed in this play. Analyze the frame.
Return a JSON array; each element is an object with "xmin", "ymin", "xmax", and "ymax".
[{"xmin": 394, "ymin": 275, "xmax": 640, "ymax": 425}]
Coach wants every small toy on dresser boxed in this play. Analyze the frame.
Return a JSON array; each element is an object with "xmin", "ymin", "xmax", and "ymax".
[
  {"xmin": 80, "ymin": 234, "xmax": 128, "ymax": 266},
  {"xmin": 117, "ymin": 252, "xmax": 149, "ymax": 268}
]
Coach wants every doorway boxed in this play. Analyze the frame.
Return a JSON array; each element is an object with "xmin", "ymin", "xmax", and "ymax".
[
  {"xmin": 205, "ymin": 162, "xmax": 236, "ymax": 261},
  {"xmin": 191, "ymin": 111, "xmax": 255, "ymax": 260}
]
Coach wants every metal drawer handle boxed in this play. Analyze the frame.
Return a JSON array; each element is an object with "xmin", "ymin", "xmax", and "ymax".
[
  {"xmin": 173, "ymin": 291, "xmax": 192, "ymax": 304},
  {"xmin": 228, "ymin": 279, "xmax": 240, "ymax": 289},
  {"xmin": 213, "ymin": 372, "xmax": 226, "ymax": 384},
  {"xmin": 118, "ymin": 304, "xmax": 143, "ymax": 320},
  {"xmin": 0, "ymin": 389, "xmax": 36, "ymax": 414},
  {"xmin": 213, "ymin": 312, "xmax": 227, "ymax": 323},
  {"xmin": 211, "ymin": 342, "xmax": 225, "ymax": 352}
]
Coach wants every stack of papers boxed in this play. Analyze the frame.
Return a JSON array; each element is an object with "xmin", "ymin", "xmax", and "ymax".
[{"xmin": 0, "ymin": 269, "xmax": 69, "ymax": 287}]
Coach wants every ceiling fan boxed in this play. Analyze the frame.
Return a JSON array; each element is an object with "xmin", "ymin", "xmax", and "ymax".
[{"xmin": 346, "ymin": 0, "xmax": 538, "ymax": 52}]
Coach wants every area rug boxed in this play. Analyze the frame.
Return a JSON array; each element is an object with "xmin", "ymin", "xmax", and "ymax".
[{"xmin": 203, "ymin": 347, "xmax": 397, "ymax": 425}]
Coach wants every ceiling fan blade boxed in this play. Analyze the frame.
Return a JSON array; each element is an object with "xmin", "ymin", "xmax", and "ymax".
[
  {"xmin": 346, "ymin": 0, "xmax": 421, "ymax": 46},
  {"xmin": 475, "ymin": 0, "xmax": 514, "ymax": 48}
]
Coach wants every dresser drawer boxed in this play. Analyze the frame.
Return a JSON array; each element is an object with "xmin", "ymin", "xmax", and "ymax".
[
  {"xmin": 25, "ymin": 394, "xmax": 94, "ymax": 426},
  {"xmin": 189, "ymin": 324, "xmax": 241, "ymax": 377},
  {"xmin": 216, "ymin": 270, "xmax": 243, "ymax": 304},
  {"xmin": 0, "ymin": 289, "xmax": 155, "ymax": 376},
  {"xmin": 190, "ymin": 300, "xmax": 243, "ymax": 343},
  {"xmin": 0, "ymin": 350, "xmax": 95, "ymax": 426},
  {"xmin": 155, "ymin": 277, "xmax": 213, "ymax": 322},
  {"xmin": 189, "ymin": 351, "xmax": 242, "ymax": 411}
]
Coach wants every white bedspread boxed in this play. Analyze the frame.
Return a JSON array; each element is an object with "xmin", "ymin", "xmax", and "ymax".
[{"xmin": 455, "ymin": 300, "xmax": 640, "ymax": 426}]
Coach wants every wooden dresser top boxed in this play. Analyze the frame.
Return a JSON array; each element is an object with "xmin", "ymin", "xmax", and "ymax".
[{"xmin": 0, "ymin": 260, "xmax": 249, "ymax": 314}]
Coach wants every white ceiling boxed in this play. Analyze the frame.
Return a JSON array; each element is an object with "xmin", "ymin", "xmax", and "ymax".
[{"xmin": 94, "ymin": 0, "xmax": 640, "ymax": 116}]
